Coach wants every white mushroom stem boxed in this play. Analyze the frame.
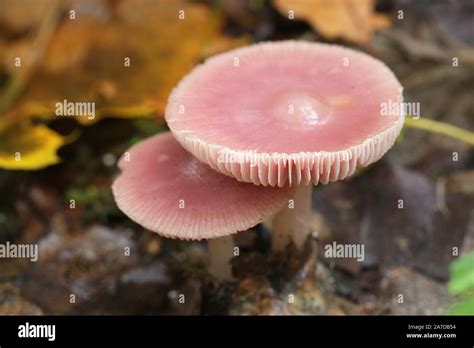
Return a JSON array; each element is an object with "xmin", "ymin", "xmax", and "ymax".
[
  {"xmin": 272, "ymin": 184, "xmax": 313, "ymax": 251},
  {"xmin": 208, "ymin": 235, "xmax": 235, "ymax": 280}
]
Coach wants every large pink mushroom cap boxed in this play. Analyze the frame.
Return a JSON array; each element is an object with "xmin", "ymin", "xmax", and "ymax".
[
  {"xmin": 112, "ymin": 133, "xmax": 293, "ymax": 240},
  {"xmin": 166, "ymin": 41, "xmax": 404, "ymax": 187}
]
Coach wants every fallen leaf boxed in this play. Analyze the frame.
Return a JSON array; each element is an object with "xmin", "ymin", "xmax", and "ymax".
[
  {"xmin": 0, "ymin": 0, "xmax": 51, "ymax": 34},
  {"xmin": 273, "ymin": 0, "xmax": 390, "ymax": 45},
  {"xmin": 0, "ymin": 120, "xmax": 65, "ymax": 170},
  {"xmin": 16, "ymin": 0, "xmax": 249, "ymax": 125},
  {"xmin": 0, "ymin": 0, "xmax": 248, "ymax": 170}
]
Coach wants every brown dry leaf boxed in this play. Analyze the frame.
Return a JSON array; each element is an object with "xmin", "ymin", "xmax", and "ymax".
[
  {"xmin": 0, "ymin": 0, "xmax": 51, "ymax": 34},
  {"xmin": 273, "ymin": 0, "xmax": 390, "ymax": 45},
  {"xmin": 16, "ymin": 0, "xmax": 250, "ymax": 125}
]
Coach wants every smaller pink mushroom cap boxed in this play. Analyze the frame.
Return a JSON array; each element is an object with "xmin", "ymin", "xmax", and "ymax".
[
  {"xmin": 112, "ymin": 133, "xmax": 293, "ymax": 240},
  {"xmin": 165, "ymin": 41, "xmax": 404, "ymax": 187}
]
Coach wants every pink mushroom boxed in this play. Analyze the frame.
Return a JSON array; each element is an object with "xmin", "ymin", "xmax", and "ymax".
[
  {"xmin": 112, "ymin": 132, "xmax": 293, "ymax": 279},
  {"xmin": 165, "ymin": 41, "xmax": 404, "ymax": 251}
]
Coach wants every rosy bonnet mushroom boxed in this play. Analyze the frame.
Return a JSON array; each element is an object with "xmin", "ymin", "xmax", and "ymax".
[{"xmin": 165, "ymin": 41, "xmax": 404, "ymax": 251}]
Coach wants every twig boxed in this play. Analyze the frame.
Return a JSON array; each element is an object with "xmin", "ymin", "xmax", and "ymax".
[{"xmin": 404, "ymin": 117, "xmax": 474, "ymax": 145}]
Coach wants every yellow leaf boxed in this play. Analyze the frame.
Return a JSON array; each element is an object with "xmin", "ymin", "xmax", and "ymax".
[
  {"xmin": 273, "ymin": 0, "xmax": 390, "ymax": 45},
  {"xmin": 0, "ymin": 121, "xmax": 65, "ymax": 170}
]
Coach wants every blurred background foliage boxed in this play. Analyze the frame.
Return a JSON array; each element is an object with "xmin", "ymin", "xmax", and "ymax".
[
  {"xmin": 447, "ymin": 250, "xmax": 474, "ymax": 315},
  {"xmin": 0, "ymin": 0, "xmax": 473, "ymax": 315}
]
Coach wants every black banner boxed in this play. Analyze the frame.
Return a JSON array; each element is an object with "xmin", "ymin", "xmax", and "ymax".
[{"xmin": 0, "ymin": 315, "xmax": 472, "ymax": 346}]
